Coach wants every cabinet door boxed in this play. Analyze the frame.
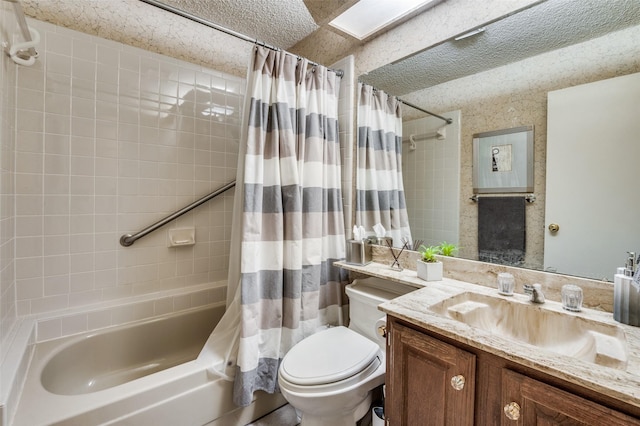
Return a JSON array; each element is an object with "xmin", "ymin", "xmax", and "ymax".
[
  {"xmin": 501, "ymin": 369, "xmax": 640, "ymax": 425},
  {"xmin": 387, "ymin": 321, "xmax": 476, "ymax": 426}
]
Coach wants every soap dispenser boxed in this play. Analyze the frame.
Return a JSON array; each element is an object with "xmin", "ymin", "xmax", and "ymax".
[{"xmin": 613, "ymin": 251, "xmax": 640, "ymax": 326}]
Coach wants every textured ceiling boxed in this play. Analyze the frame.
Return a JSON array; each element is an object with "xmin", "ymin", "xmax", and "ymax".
[
  {"xmin": 135, "ymin": 0, "xmax": 640, "ymax": 97},
  {"xmin": 360, "ymin": 0, "xmax": 640, "ymax": 95},
  {"xmin": 158, "ymin": 0, "xmax": 320, "ymax": 49},
  {"xmin": 303, "ymin": 0, "xmax": 354, "ymax": 26}
]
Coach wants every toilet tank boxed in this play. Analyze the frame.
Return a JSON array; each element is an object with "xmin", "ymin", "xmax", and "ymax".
[{"xmin": 345, "ymin": 277, "xmax": 415, "ymax": 343}]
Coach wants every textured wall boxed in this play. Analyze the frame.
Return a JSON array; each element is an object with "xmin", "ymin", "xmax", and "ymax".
[{"xmin": 401, "ymin": 25, "xmax": 640, "ymax": 270}]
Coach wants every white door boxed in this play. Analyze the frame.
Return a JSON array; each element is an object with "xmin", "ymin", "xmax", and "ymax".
[{"xmin": 544, "ymin": 72, "xmax": 640, "ymax": 281}]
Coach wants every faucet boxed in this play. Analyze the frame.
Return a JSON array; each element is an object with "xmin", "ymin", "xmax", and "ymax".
[{"xmin": 523, "ymin": 283, "xmax": 545, "ymax": 304}]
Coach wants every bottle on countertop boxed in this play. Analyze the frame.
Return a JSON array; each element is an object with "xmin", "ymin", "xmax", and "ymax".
[{"xmin": 613, "ymin": 251, "xmax": 640, "ymax": 326}]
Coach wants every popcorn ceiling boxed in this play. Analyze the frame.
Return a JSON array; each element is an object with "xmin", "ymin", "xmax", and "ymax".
[{"xmin": 162, "ymin": 0, "xmax": 319, "ymax": 49}]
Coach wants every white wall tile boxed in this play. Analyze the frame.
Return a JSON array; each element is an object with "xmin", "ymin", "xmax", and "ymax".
[
  {"xmin": 87, "ymin": 309, "xmax": 111, "ymax": 329},
  {"xmin": 38, "ymin": 318, "xmax": 62, "ymax": 341},
  {"xmin": 9, "ymin": 19, "xmax": 241, "ymax": 317},
  {"xmin": 402, "ymin": 111, "xmax": 461, "ymax": 247},
  {"xmin": 60, "ymin": 313, "xmax": 88, "ymax": 335}
]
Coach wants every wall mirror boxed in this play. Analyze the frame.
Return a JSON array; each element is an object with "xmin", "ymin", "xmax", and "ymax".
[{"xmin": 358, "ymin": 0, "xmax": 640, "ymax": 281}]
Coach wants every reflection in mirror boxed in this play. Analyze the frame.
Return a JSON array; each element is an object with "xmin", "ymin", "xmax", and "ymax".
[
  {"xmin": 543, "ymin": 73, "xmax": 640, "ymax": 281},
  {"xmin": 360, "ymin": 0, "xmax": 640, "ymax": 280},
  {"xmin": 472, "ymin": 126, "xmax": 534, "ymax": 194},
  {"xmin": 402, "ymin": 111, "xmax": 460, "ymax": 249},
  {"xmin": 355, "ymin": 83, "xmax": 412, "ymax": 247},
  {"xmin": 360, "ymin": 0, "xmax": 640, "ymax": 97}
]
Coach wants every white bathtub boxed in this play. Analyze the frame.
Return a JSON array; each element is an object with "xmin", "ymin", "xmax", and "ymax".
[{"xmin": 12, "ymin": 304, "xmax": 285, "ymax": 425}]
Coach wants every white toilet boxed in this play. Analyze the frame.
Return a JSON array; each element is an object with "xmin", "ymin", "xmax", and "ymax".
[{"xmin": 278, "ymin": 276, "xmax": 414, "ymax": 426}]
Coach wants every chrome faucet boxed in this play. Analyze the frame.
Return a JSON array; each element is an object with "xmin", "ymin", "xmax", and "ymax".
[{"xmin": 523, "ymin": 283, "xmax": 545, "ymax": 304}]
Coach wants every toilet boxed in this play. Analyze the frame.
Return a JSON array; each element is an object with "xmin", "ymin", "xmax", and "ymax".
[{"xmin": 278, "ymin": 276, "xmax": 414, "ymax": 426}]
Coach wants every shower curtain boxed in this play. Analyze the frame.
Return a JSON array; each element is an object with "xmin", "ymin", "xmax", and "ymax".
[
  {"xmin": 356, "ymin": 83, "xmax": 412, "ymax": 246},
  {"xmin": 216, "ymin": 46, "xmax": 347, "ymax": 407}
]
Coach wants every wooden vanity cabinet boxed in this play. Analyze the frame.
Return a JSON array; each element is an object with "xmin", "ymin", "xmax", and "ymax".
[
  {"xmin": 501, "ymin": 369, "xmax": 640, "ymax": 425},
  {"xmin": 385, "ymin": 317, "xmax": 640, "ymax": 426},
  {"xmin": 386, "ymin": 319, "xmax": 476, "ymax": 425}
]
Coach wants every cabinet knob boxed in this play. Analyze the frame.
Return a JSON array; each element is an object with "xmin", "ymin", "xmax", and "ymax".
[
  {"xmin": 450, "ymin": 374, "xmax": 465, "ymax": 391},
  {"xmin": 548, "ymin": 223, "xmax": 560, "ymax": 233},
  {"xmin": 503, "ymin": 402, "xmax": 521, "ymax": 421},
  {"xmin": 377, "ymin": 325, "xmax": 387, "ymax": 338}
]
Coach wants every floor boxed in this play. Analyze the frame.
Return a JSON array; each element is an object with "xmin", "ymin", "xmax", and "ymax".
[
  {"xmin": 246, "ymin": 404, "xmax": 300, "ymax": 426},
  {"xmin": 247, "ymin": 403, "xmax": 379, "ymax": 426}
]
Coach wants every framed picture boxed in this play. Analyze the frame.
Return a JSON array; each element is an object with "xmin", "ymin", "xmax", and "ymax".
[{"xmin": 472, "ymin": 125, "xmax": 534, "ymax": 193}]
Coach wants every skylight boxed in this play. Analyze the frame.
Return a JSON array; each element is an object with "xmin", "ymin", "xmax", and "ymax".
[{"xmin": 329, "ymin": 0, "xmax": 437, "ymax": 40}]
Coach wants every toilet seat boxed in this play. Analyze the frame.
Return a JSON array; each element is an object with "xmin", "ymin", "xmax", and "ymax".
[{"xmin": 279, "ymin": 326, "xmax": 382, "ymax": 390}]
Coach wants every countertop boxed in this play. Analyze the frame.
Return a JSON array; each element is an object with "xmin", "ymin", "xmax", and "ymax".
[{"xmin": 335, "ymin": 261, "xmax": 640, "ymax": 409}]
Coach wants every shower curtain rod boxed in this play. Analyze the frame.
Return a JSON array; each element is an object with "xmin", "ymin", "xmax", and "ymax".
[
  {"xmin": 4, "ymin": 0, "xmax": 39, "ymax": 63},
  {"xmin": 398, "ymin": 99, "xmax": 453, "ymax": 125},
  {"xmin": 139, "ymin": 0, "xmax": 344, "ymax": 77},
  {"xmin": 365, "ymin": 83, "xmax": 452, "ymax": 125}
]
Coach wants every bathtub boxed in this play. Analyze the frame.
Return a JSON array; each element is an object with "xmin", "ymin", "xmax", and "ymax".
[{"xmin": 12, "ymin": 304, "xmax": 285, "ymax": 425}]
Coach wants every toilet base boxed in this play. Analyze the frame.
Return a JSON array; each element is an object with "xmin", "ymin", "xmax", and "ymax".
[{"xmin": 298, "ymin": 393, "xmax": 372, "ymax": 426}]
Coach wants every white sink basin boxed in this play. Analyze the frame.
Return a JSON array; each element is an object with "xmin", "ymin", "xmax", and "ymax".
[{"xmin": 429, "ymin": 292, "xmax": 628, "ymax": 370}]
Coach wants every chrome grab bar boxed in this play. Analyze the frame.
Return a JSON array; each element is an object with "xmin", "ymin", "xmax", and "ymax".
[{"xmin": 119, "ymin": 180, "xmax": 236, "ymax": 247}]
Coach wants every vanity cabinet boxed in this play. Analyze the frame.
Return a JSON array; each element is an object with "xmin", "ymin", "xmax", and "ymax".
[
  {"xmin": 386, "ymin": 320, "xmax": 475, "ymax": 425},
  {"xmin": 501, "ymin": 369, "xmax": 640, "ymax": 425},
  {"xmin": 386, "ymin": 317, "xmax": 640, "ymax": 426}
]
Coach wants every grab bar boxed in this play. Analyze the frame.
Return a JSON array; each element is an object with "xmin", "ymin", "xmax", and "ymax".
[{"xmin": 120, "ymin": 180, "xmax": 236, "ymax": 247}]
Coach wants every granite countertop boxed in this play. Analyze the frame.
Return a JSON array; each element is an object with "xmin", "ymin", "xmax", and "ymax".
[{"xmin": 335, "ymin": 261, "xmax": 640, "ymax": 409}]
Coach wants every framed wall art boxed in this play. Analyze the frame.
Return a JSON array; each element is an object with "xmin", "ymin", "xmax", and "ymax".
[{"xmin": 472, "ymin": 125, "xmax": 534, "ymax": 193}]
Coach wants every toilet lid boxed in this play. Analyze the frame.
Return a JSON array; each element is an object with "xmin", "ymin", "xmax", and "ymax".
[{"xmin": 279, "ymin": 326, "xmax": 381, "ymax": 386}]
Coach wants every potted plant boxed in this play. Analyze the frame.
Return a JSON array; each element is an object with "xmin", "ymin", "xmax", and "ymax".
[
  {"xmin": 417, "ymin": 244, "xmax": 443, "ymax": 281},
  {"xmin": 439, "ymin": 241, "xmax": 459, "ymax": 257},
  {"xmin": 416, "ymin": 242, "xmax": 459, "ymax": 281}
]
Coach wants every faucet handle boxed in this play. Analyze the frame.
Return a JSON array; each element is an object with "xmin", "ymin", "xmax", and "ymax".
[{"xmin": 561, "ymin": 284, "xmax": 583, "ymax": 312}]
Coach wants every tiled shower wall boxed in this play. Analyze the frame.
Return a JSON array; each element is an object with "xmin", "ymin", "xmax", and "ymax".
[
  {"xmin": 1, "ymin": 2, "xmax": 19, "ymax": 357},
  {"xmin": 11, "ymin": 18, "xmax": 243, "ymax": 318},
  {"xmin": 332, "ymin": 55, "xmax": 355, "ymax": 239},
  {"xmin": 402, "ymin": 111, "xmax": 460, "ymax": 247}
]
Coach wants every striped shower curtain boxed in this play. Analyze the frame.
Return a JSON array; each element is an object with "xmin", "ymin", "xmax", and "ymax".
[
  {"xmin": 233, "ymin": 46, "xmax": 347, "ymax": 407},
  {"xmin": 356, "ymin": 83, "xmax": 412, "ymax": 246}
]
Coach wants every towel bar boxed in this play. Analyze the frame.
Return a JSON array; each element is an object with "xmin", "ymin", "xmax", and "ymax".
[{"xmin": 470, "ymin": 194, "xmax": 535, "ymax": 203}]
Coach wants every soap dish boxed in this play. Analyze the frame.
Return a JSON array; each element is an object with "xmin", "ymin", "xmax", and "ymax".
[{"xmin": 167, "ymin": 227, "xmax": 196, "ymax": 247}]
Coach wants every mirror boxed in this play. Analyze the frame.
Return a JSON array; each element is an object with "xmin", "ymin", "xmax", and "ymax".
[{"xmin": 359, "ymin": 0, "xmax": 640, "ymax": 280}]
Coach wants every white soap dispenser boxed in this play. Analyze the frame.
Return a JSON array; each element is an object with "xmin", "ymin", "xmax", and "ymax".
[{"xmin": 613, "ymin": 251, "xmax": 640, "ymax": 326}]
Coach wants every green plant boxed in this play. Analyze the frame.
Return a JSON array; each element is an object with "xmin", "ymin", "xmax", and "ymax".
[
  {"xmin": 418, "ymin": 245, "xmax": 441, "ymax": 263},
  {"xmin": 438, "ymin": 241, "xmax": 459, "ymax": 257},
  {"xmin": 418, "ymin": 242, "xmax": 459, "ymax": 262}
]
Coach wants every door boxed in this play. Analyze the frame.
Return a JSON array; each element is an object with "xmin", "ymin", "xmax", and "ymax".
[
  {"xmin": 386, "ymin": 320, "xmax": 475, "ymax": 425},
  {"xmin": 544, "ymin": 72, "xmax": 640, "ymax": 280}
]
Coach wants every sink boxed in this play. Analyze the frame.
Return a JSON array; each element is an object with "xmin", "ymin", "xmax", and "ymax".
[{"xmin": 429, "ymin": 292, "xmax": 628, "ymax": 370}]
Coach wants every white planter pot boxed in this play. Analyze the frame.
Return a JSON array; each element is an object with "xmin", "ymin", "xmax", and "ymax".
[{"xmin": 417, "ymin": 260, "xmax": 443, "ymax": 281}]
